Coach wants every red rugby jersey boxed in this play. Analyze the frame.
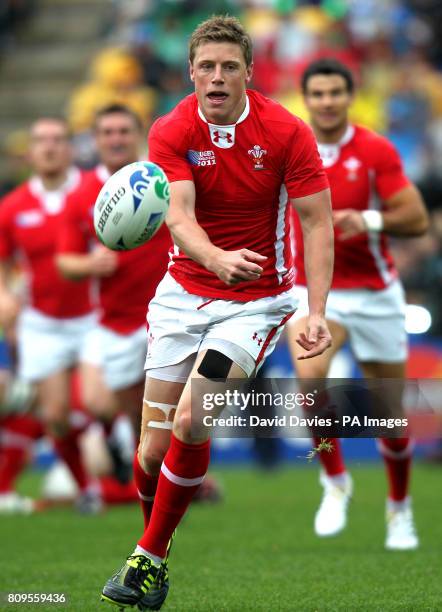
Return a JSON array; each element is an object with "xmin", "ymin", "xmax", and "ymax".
[
  {"xmin": 148, "ymin": 89, "xmax": 328, "ymax": 301},
  {"xmin": 0, "ymin": 168, "xmax": 93, "ymax": 318},
  {"xmin": 292, "ymin": 125, "xmax": 410, "ymax": 290},
  {"xmin": 58, "ymin": 166, "xmax": 171, "ymax": 334}
]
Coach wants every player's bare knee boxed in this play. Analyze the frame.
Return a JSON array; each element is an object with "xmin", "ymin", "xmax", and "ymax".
[
  {"xmin": 139, "ymin": 436, "xmax": 169, "ymax": 475},
  {"xmin": 140, "ymin": 450, "xmax": 163, "ymax": 476},
  {"xmin": 173, "ymin": 409, "xmax": 194, "ymax": 442},
  {"xmin": 41, "ymin": 402, "xmax": 70, "ymax": 433}
]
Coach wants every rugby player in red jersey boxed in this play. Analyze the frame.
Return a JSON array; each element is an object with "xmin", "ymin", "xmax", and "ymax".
[
  {"xmin": 101, "ymin": 16, "xmax": 333, "ymax": 609},
  {"xmin": 0, "ymin": 117, "xmax": 103, "ymax": 511},
  {"xmin": 288, "ymin": 59, "xmax": 428, "ymax": 550},
  {"xmin": 57, "ymin": 105, "xmax": 171, "ymax": 469}
]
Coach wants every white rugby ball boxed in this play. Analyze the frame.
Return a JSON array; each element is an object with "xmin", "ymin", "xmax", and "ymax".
[{"xmin": 94, "ymin": 161, "xmax": 169, "ymax": 250}]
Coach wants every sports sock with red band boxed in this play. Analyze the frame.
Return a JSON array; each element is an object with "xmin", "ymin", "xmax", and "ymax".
[{"xmin": 137, "ymin": 433, "xmax": 210, "ymax": 558}]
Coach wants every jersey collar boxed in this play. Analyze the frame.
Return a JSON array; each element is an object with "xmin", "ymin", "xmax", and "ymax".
[
  {"xmin": 317, "ymin": 125, "xmax": 355, "ymax": 168},
  {"xmin": 28, "ymin": 166, "xmax": 82, "ymax": 214},
  {"xmin": 96, "ymin": 164, "xmax": 112, "ymax": 184},
  {"xmin": 198, "ymin": 95, "xmax": 250, "ymax": 149}
]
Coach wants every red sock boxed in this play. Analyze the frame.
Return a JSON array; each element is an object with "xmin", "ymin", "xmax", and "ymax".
[
  {"xmin": 51, "ymin": 428, "xmax": 90, "ymax": 492},
  {"xmin": 0, "ymin": 415, "xmax": 44, "ymax": 492},
  {"xmin": 0, "ymin": 446, "xmax": 28, "ymax": 493},
  {"xmin": 99, "ymin": 477, "xmax": 138, "ymax": 505},
  {"xmin": 313, "ymin": 437, "xmax": 346, "ymax": 476},
  {"xmin": 378, "ymin": 438, "xmax": 412, "ymax": 502},
  {"xmin": 133, "ymin": 452, "xmax": 158, "ymax": 529},
  {"xmin": 138, "ymin": 434, "xmax": 210, "ymax": 558}
]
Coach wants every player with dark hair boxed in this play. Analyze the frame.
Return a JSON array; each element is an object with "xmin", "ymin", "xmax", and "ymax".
[
  {"xmin": 0, "ymin": 117, "xmax": 103, "ymax": 512},
  {"xmin": 288, "ymin": 58, "xmax": 428, "ymax": 549},
  {"xmin": 101, "ymin": 15, "xmax": 334, "ymax": 609}
]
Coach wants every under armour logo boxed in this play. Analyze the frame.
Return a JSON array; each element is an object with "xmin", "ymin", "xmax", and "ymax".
[
  {"xmin": 213, "ymin": 130, "xmax": 232, "ymax": 143},
  {"xmin": 253, "ymin": 332, "xmax": 263, "ymax": 346}
]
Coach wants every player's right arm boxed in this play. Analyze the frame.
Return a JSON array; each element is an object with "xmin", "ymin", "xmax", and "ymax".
[
  {"xmin": 56, "ymin": 191, "xmax": 118, "ymax": 280},
  {"xmin": 166, "ymin": 180, "xmax": 267, "ymax": 286},
  {"xmin": 57, "ymin": 247, "xmax": 118, "ymax": 280}
]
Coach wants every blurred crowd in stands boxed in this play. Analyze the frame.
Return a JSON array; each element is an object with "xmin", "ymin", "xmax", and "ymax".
[
  {"xmin": 0, "ymin": 0, "xmax": 33, "ymax": 50},
  {"xmin": 2, "ymin": 0, "xmax": 442, "ymax": 333}
]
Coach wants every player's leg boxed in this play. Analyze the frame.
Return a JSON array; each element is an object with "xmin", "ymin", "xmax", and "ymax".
[
  {"xmin": 359, "ymin": 360, "xmax": 418, "ymax": 550},
  {"xmin": 0, "ymin": 362, "xmax": 41, "ymax": 513},
  {"xmin": 350, "ymin": 281, "xmax": 417, "ymax": 548},
  {"xmin": 84, "ymin": 325, "xmax": 148, "ymax": 487},
  {"xmin": 0, "ymin": 412, "xmax": 43, "ymax": 514},
  {"xmin": 136, "ymin": 371, "xmax": 186, "ymax": 529},
  {"xmin": 287, "ymin": 315, "xmax": 352, "ymax": 536},
  {"xmin": 16, "ymin": 309, "xmax": 99, "ymax": 510},
  {"xmin": 138, "ymin": 350, "xmax": 247, "ymax": 554},
  {"xmin": 128, "ymin": 374, "xmax": 187, "ymax": 611},
  {"xmin": 79, "ymin": 361, "xmax": 118, "ymax": 426},
  {"xmin": 102, "ymin": 353, "xmax": 241, "ymax": 609},
  {"xmin": 78, "ymin": 361, "xmax": 135, "ymax": 484},
  {"xmin": 37, "ymin": 369, "xmax": 97, "ymax": 510}
]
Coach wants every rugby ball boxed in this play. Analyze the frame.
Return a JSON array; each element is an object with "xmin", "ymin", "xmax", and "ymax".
[{"xmin": 94, "ymin": 161, "xmax": 169, "ymax": 250}]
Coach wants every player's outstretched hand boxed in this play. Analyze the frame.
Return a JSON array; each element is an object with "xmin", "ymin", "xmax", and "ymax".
[
  {"xmin": 333, "ymin": 209, "xmax": 366, "ymax": 240},
  {"xmin": 209, "ymin": 248, "xmax": 267, "ymax": 286},
  {"xmin": 89, "ymin": 245, "xmax": 119, "ymax": 277},
  {"xmin": 296, "ymin": 314, "xmax": 332, "ymax": 360}
]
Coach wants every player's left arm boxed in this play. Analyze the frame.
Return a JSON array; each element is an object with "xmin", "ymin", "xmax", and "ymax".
[
  {"xmin": 292, "ymin": 188, "xmax": 334, "ymax": 359},
  {"xmin": 285, "ymin": 120, "xmax": 333, "ymax": 359},
  {"xmin": 334, "ymin": 137, "xmax": 429, "ymax": 240},
  {"xmin": 374, "ymin": 184, "xmax": 428, "ymax": 236},
  {"xmin": 333, "ymin": 184, "xmax": 428, "ymax": 240}
]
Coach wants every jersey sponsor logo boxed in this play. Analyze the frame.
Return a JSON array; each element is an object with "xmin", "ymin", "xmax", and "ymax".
[
  {"xmin": 209, "ymin": 125, "xmax": 235, "ymax": 148},
  {"xmin": 213, "ymin": 130, "xmax": 232, "ymax": 143},
  {"xmin": 248, "ymin": 144, "xmax": 267, "ymax": 170},
  {"xmin": 343, "ymin": 156, "xmax": 362, "ymax": 181},
  {"xmin": 187, "ymin": 150, "xmax": 216, "ymax": 167},
  {"xmin": 15, "ymin": 210, "xmax": 44, "ymax": 227}
]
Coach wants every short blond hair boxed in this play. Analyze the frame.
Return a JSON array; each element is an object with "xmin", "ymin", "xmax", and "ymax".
[{"xmin": 189, "ymin": 15, "xmax": 253, "ymax": 67}]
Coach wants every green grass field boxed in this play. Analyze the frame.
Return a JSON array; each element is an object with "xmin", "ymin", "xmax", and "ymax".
[{"xmin": 1, "ymin": 464, "xmax": 441, "ymax": 611}]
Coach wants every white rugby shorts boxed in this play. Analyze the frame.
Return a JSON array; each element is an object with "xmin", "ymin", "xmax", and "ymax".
[
  {"xmin": 291, "ymin": 280, "xmax": 407, "ymax": 363},
  {"xmin": 145, "ymin": 273, "xmax": 298, "ymax": 382},
  {"xmin": 91, "ymin": 325, "xmax": 147, "ymax": 391},
  {"xmin": 17, "ymin": 307, "xmax": 98, "ymax": 381}
]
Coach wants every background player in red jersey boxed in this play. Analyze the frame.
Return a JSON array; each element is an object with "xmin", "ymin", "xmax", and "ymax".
[
  {"xmin": 57, "ymin": 104, "xmax": 171, "ymax": 475},
  {"xmin": 288, "ymin": 59, "xmax": 429, "ymax": 550},
  {"xmin": 0, "ymin": 117, "xmax": 104, "ymax": 512},
  {"xmin": 101, "ymin": 16, "xmax": 334, "ymax": 610}
]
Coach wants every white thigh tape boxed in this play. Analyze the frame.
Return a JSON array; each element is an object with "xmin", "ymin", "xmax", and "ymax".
[
  {"xmin": 143, "ymin": 400, "xmax": 176, "ymax": 420},
  {"xmin": 147, "ymin": 421, "xmax": 173, "ymax": 430}
]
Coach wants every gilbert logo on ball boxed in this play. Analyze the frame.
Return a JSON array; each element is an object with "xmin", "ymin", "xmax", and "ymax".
[{"xmin": 94, "ymin": 161, "xmax": 169, "ymax": 250}]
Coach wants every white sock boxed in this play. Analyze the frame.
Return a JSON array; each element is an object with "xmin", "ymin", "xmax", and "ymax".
[
  {"xmin": 134, "ymin": 545, "xmax": 164, "ymax": 566},
  {"xmin": 328, "ymin": 472, "xmax": 350, "ymax": 489},
  {"xmin": 387, "ymin": 496, "xmax": 411, "ymax": 513}
]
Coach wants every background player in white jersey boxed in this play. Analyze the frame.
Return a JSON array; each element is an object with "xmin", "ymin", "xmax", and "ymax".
[
  {"xmin": 288, "ymin": 59, "xmax": 429, "ymax": 550},
  {"xmin": 101, "ymin": 15, "xmax": 334, "ymax": 610},
  {"xmin": 0, "ymin": 117, "xmax": 105, "ymax": 512}
]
